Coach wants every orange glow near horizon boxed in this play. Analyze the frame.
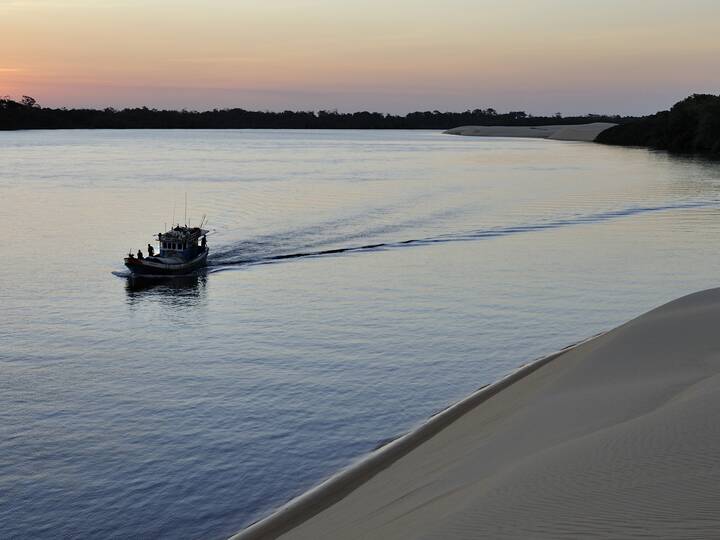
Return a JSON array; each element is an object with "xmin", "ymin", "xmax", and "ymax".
[{"xmin": 2, "ymin": 0, "xmax": 720, "ymax": 114}]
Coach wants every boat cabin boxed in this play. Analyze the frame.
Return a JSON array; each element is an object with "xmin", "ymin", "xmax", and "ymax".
[{"xmin": 156, "ymin": 226, "xmax": 209, "ymax": 258}]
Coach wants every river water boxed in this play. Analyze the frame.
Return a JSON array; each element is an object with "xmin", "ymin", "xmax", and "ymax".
[{"xmin": 2, "ymin": 129, "xmax": 720, "ymax": 538}]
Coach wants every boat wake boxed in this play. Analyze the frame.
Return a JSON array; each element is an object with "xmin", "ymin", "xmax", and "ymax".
[{"xmin": 207, "ymin": 199, "xmax": 720, "ymax": 273}]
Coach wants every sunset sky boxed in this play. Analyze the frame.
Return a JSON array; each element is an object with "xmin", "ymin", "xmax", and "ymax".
[{"xmin": 2, "ymin": 0, "xmax": 719, "ymax": 114}]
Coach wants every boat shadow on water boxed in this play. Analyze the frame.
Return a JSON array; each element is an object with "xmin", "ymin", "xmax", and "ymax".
[{"xmin": 124, "ymin": 273, "xmax": 208, "ymax": 307}]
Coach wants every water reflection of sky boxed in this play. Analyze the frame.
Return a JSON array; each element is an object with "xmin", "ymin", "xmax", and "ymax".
[{"xmin": 2, "ymin": 130, "xmax": 720, "ymax": 539}]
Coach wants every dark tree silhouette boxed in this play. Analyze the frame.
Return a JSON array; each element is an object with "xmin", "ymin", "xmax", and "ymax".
[
  {"xmin": 20, "ymin": 96, "xmax": 38, "ymax": 108},
  {"xmin": 596, "ymin": 94, "xmax": 720, "ymax": 156},
  {"xmin": 0, "ymin": 96, "xmax": 632, "ymax": 131}
]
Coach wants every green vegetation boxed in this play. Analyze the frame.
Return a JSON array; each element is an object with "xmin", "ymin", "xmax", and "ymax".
[
  {"xmin": 0, "ymin": 96, "xmax": 630, "ymax": 130},
  {"xmin": 596, "ymin": 94, "xmax": 720, "ymax": 156}
]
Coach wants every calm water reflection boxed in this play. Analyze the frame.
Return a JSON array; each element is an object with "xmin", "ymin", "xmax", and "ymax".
[{"xmin": 125, "ymin": 274, "xmax": 208, "ymax": 302}]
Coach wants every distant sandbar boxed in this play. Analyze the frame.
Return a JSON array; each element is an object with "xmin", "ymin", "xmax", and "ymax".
[{"xmin": 444, "ymin": 122, "xmax": 617, "ymax": 142}]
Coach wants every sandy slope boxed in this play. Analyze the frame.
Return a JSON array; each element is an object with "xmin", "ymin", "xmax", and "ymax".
[
  {"xmin": 233, "ymin": 288, "xmax": 720, "ymax": 539},
  {"xmin": 444, "ymin": 122, "xmax": 616, "ymax": 142}
]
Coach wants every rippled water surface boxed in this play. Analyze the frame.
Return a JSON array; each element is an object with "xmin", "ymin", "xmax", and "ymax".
[{"xmin": 2, "ymin": 130, "xmax": 720, "ymax": 538}]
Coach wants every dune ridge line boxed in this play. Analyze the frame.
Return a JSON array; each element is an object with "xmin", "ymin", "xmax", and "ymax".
[
  {"xmin": 270, "ymin": 288, "xmax": 720, "ymax": 539},
  {"xmin": 229, "ymin": 333, "xmax": 601, "ymax": 539}
]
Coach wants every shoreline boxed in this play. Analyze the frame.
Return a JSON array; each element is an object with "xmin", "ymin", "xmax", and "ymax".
[
  {"xmin": 229, "ymin": 333, "xmax": 603, "ymax": 539},
  {"xmin": 444, "ymin": 122, "xmax": 617, "ymax": 142},
  {"xmin": 231, "ymin": 288, "xmax": 720, "ymax": 539}
]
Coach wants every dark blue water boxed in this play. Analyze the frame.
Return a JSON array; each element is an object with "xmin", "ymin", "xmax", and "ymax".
[{"xmin": 2, "ymin": 130, "xmax": 720, "ymax": 538}]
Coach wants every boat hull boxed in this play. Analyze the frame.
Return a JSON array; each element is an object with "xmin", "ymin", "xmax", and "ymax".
[{"xmin": 124, "ymin": 248, "xmax": 208, "ymax": 276}]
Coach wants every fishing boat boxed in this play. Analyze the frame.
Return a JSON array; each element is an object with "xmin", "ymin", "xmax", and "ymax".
[{"xmin": 124, "ymin": 225, "xmax": 209, "ymax": 276}]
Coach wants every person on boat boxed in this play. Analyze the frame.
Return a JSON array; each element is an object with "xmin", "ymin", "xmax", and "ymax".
[
  {"xmin": 201, "ymin": 235, "xmax": 207, "ymax": 248},
  {"xmin": 137, "ymin": 249, "xmax": 144, "ymax": 260},
  {"xmin": 128, "ymin": 251, "xmax": 135, "ymax": 259},
  {"xmin": 147, "ymin": 244, "xmax": 155, "ymax": 257}
]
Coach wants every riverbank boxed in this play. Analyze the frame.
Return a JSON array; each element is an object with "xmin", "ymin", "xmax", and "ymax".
[
  {"xmin": 233, "ymin": 287, "xmax": 720, "ymax": 539},
  {"xmin": 444, "ymin": 122, "xmax": 617, "ymax": 141},
  {"xmin": 596, "ymin": 94, "xmax": 720, "ymax": 156}
]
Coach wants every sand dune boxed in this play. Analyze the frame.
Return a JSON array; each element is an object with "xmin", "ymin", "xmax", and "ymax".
[
  {"xmin": 232, "ymin": 288, "xmax": 720, "ymax": 539},
  {"xmin": 444, "ymin": 122, "xmax": 616, "ymax": 142}
]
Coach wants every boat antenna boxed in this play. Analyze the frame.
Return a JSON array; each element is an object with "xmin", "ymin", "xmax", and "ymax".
[
  {"xmin": 172, "ymin": 200, "xmax": 176, "ymax": 228},
  {"xmin": 184, "ymin": 192, "xmax": 187, "ymax": 227}
]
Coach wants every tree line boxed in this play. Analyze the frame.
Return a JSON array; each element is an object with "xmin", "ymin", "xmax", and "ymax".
[
  {"xmin": 0, "ymin": 96, "xmax": 632, "ymax": 130},
  {"xmin": 596, "ymin": 94, "xmax": 720, "ymax": 156}
]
